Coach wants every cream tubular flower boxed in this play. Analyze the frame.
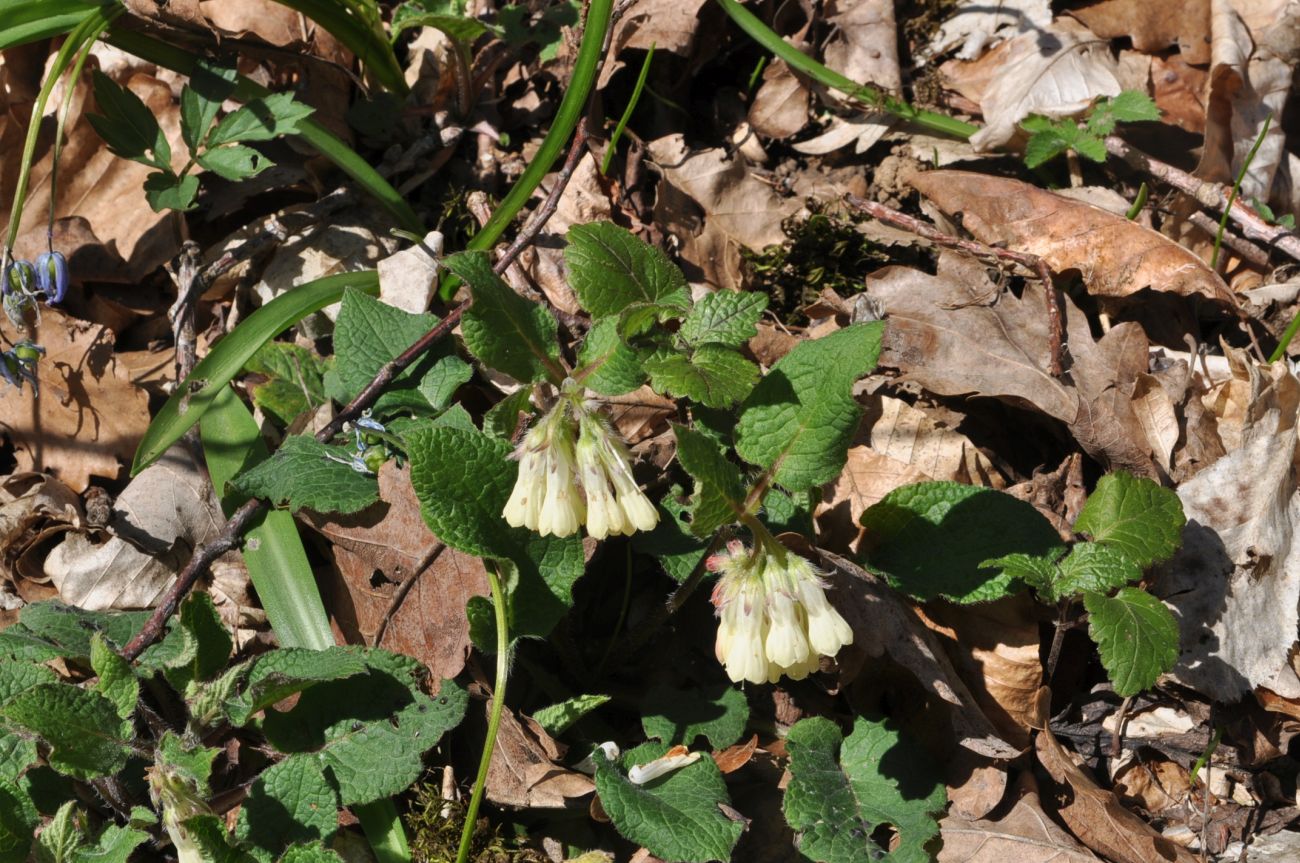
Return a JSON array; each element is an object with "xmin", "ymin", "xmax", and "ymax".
[
  {"xmin": 709, "ymin": 539, "xmax": 853, "ymax": 684},
  {"xmin": 503, "ymin": 423, "xmax": 549, "ymax": 530},
  {"xmin": 537, "ymin": 423, "xmax": 584, "ymax": 537},
  {"xmin": 575, "ymin": 411, "xmax": 659, "ymax": 537}
]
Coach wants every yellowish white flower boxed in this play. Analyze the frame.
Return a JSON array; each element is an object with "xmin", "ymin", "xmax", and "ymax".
[
  {"xmin": 709, "ymin": 539, "xmax": 853, "ymax": 684},
  {"xmin": 502, "ymin": 383, "xmax": 658, "ymax": 539}
]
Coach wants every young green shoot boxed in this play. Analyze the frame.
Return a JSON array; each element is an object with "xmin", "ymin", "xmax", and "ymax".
[
  {"xmin": 1212, "ymin": 114, "xmax": 1272, "ymax": 270},
  {"xmin": 602, "ymin": 44, "xmax": 655, "ymax": 175}
]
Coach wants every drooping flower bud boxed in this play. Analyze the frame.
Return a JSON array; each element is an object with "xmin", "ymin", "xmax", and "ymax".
[
  {"xmin": 148, "ymin": 763, "xmax": 211, "ymax": 863},
  {"xmin": 35, "ymin": 251, "xmax": 69, "ymax": 303},
  {"xmin": 504, "ymin": 405, "xmax": 585, "ymax": 538},
  {"xmin": 1, "ymin": 259, "xmax": 34, "ymax": 296},
  {"xmin": 574, "ymin": 411, "xmax": 659, "ymax": 539},
  {"xmin": 709, "ymin": 539, "xmax": 853, "ymax": 684}
]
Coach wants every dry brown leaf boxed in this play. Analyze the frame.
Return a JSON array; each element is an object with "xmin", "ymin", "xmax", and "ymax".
[
  {"xmin": 1036, "ymin": 727, "xmax": 1199, "ymax": 863},
  {"xmin": 939, "ymin": 772, "xmax": 1099, "ymax": 862},
  {"xmin": 0, "ymin": 473, "xmax": 82, "ymax": 610},
  {"xmin": 865, "ymin": 255, "xmax": 1161, "ymax": 477},
  {"xmin": 816, "ymin": 395, "xmax": 1002, "ymax": 548},
  {"xmin": 821, "ymin": 550, "xmax": 1020, "ymax": 760},
  {"xmin": 748, "ymin": 60, "xmax": 810, "ymax": 140},
  {"xmin": 1151, "ymin": 55, "xmax": 1210, "ymax": 134},
  {"xmin": 1196, "ymin": 0, "xmax": 1292, "ymax": 203},
  {"xmin": 1071, "ymin": 0, "xmax": 1211, "ymax": 64},
  {"xmin": 43, "ymin": 447, "xmax": 222, "ymax": 610},
  {"xmin": 1131, "ymin": 373, "xmax": 1180, "ymax": 471},
  {"xmin": 0, "ymin": 309, "xmax": 150, "ymax": 491},
  {"xmin": 922, "ymin": 595, "xmax": 1044, "ymax": 749},
  {"xmin": 648, "ymin": 134, "xmax": 800, "ymax": 289},
  {"xmin": 713, "ymin": 735, "xmax": 759, "ymax": 774},
  {"xmin": 486, "ymin": 708, "xmax": 595, "ymax": 808},
  {"xmin": 1113, "ymin": 757, "xmax": 1191, "ymax": 814},
  {"xmin": 822, "ymin": 0, "xmax": 901, "ymax": 91},
  {"xmin": 309, "ymin": 463, "xmax": 487, "ymax": 680},
  {"xmin": 1156, "ymin": 349, "xmax": 1300, "ymax": 701},
  {"xmin": 909, "ymin": 170, "xmax": 1237, "ymax": 308},
  {"xmin": 967, "ymin": 19, "xmax": 1121, "ymax": 152}
]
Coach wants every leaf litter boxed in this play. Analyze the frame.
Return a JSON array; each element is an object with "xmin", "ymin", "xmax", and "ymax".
[{"xmin": 7, "ymin": 0, "xmax": 1300, "ymax": 860}]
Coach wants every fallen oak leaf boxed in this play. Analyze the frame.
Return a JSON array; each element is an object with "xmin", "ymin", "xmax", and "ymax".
[{"xmin": 908, "ymin": 170, "xmax": 1238, "ymax": 310}]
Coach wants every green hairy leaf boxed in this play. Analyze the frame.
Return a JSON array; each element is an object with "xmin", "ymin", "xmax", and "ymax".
[
  {"xmin": 1074, "ymin": 471, "xmax": 1186, "ymax": 568},
  {"xmin": 236, "ymin": 755, "xmax": 338, "ymax": 855},
  {"xmin": 862, "ymin": 482, "xmax": 1064, "ymax": 603},
  {"xmin": 783, "ymin": 717, "xmax": 946, "ymax": 863},
  {"xmin": 0, "ymin": 602, "xmax": 147, "ymax": 664},
  {"xmin": 576, "ymin": 317, "xmax": 646, "ymax": 395},
  {"xmin": 0, "ymin": 684, "xmax": 132, "ymax": 779},
  {"xmin": 531, "ymin": 694, "xmax": 611, "ymax": 737},
  {"xmin": 229, "ymin": 435, "xmax": 380, "ymax": 515},
  {"xmin": 594, "ymin": 742, "xmax": 743, "ymax": 863},
  {"xmin": 736, "ymin": 323, "xmax": 883, "ymax": 491},
  {"xmin": 640, "ymin": 684, "xmax": 749, "ymax": 749},
  {"xmin": 645, "ymin": 345, "xmax": 758, "ymax": 408},
  {"xmin": 1052, "ymin": 542, "xmax": 1143, "ymax": 600},
  {"xmin": 673, "ymin": 425, "xmax": 748, "ymax": 537},
  {"xmin": 564, "ymin": 223, "xmax": 691, "ymax": 319},
  {"xmin": 87, "ymin": 71, "xmax": 169, "ymax": 169},
  {"xmin": 0, "ymin": 777, "xmax": 36, "ymax": 863},
  {"xmin": 90, "ymin": 634, "xmax": 138, "ymax": 720},
  {"xmin": 1084, "ymin": 587, "xmax": 1180, "ymax": 697},
  {"xmin": 223, "ymin": 647, "xmax": 370, "ymax": 727},
  {"xmin": 446, "ymin": 251, "xmax": 563, "ymax": 383},
  {"xmin": 243, "ymin": 342, "xmax": 329, "ymax": 426}
]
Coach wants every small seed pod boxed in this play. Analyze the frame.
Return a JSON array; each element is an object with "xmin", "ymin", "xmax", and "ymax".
[{"xmin": 35, "ymin": 251, "xmax": 69, "ymax": 304}]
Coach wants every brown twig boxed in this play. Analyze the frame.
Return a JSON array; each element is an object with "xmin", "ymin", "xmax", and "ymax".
[
  {"xmin": 495, "ymin": 118, "xmax": 592, "ymax": 274},
  {"xmin": 847, "ymin": 196, "xmax": 1065, "ymax": 376},
  {"xmin": 1106, "ymin": 136, "xmax": 1300, "ymax": 264},
  {"xmin": 121, "ymin": 130, "xmax": 596, "ymax": 661}
]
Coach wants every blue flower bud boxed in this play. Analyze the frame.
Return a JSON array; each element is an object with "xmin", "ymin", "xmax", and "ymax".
[
  {"xmin": 2, "ymin": 260, "xmax": 34, "ymax": 296},
  {"xmin": 0, "ymin": 353, "xmax": 21, "ymax": 390},
  {"xmin": 35, "ymin": 251, "xmax": 69, "ymax": 304}
]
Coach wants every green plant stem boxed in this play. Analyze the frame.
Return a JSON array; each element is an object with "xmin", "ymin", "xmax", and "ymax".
[
  {"xmin": 1270, "ymin": 312, "xmax": 1300, "ymax": 363},
  {"xmin": 1211, "ymin": 114, "xmax": 1271, "ymax": 270},
  {"xmin": 442, "ymin": 0, "xmax": 614, "ymax": 299},
  {"xmin": 715, "ymin": 0, "xmax": 977, "ymax": 140},
  {"xmin": 102, "ymin": 29, "xmax": 424, "ymax": 234},
  {"xmin": 49, "ymin": 11, "xmax": 109, "ymax": 245},
  {"xmin": 1125, "ymin": 182, "xmax": 1147, "ymax": 221},
  {"xmin": 454, "ymin": 561, "xmax": 511, "ymax": 863},
  {"xmin": 3, "ymin": 7, "xmax": 116, "ymax": 261},
  {"xmin": 601, "ymin": 44, "xmax": 654, "ymax": 175}
]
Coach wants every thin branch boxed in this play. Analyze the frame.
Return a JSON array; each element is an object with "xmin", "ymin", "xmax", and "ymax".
[
  {"xmin": 1106, "ymin": 135, "xmax": 1300, "ymax": 264},
  {"xmin": 847, "ymin": 196, "xmax": 1064, "ymax": 375},
  {"xmin": 495, "ymin": 117, "xmax": 592, "ymax": 274}
]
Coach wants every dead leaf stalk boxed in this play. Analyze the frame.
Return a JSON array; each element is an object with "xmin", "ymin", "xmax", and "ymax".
[{"xmin": 848, "ymin": 196, "xmax": 1064, "ymax": 375}]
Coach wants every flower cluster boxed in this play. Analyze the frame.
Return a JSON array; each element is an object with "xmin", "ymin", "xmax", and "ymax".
[
  {"xmin": 503, "ymin": 385, "xmax": 659, "ymax": 539},
  {"xmin": 2, "ymin": 251, "xmax": 68, "ymax": 329},
  {"xmin": 709, "ymin": 539, "xmax": 854, "ymax": 684},
  {"xmin": 0, "ymin": 341, "xmax": 43, "ymax": 394}
]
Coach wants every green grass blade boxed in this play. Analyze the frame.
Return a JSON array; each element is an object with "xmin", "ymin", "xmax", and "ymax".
[
  {"xmin": 0, "ymin": 0, "xmax": 111, "ymax": 49},
  {"xmin": 200, "ymin": 387, "xmax": 334, "ymax": 650},
  {"xmin": 439, "ymin": 0, "xmax": 613, "ymax": 299},
  {"xmin": 601, "ymin": 44, "xmax": 654, "ymax": 175},
  {"xmin": 356, "ymin": 801, "xmax": 412, "ymax": 863},
  {"xmin": 132, "ymin": 270, "xmax": 380, "ymax": 475},
  {"xmin": 714, "ymin": 0, "xmax": 977, "ymax": 140},
  {"xmin": 268, "ymin": 0, "xmax": 408, "ymax": 96},
  {"xmin": 103, "ymin": 29, "xmax": 424, "ymax": 233}
]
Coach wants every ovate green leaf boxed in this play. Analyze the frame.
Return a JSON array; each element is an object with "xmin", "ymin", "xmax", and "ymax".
[
  {"xmin": 87, "ymin": 71, "xmax": 169, "ymax": 168},
  {"xmin": 229, "ymin": 435, "xmax": 379, "ymax": 515},
  {"xmin": 1074, "ymin": 472, "xmax": 1185, "ymax": 568},
  {"xmin": 236, "ymin": 755, "xmax": 337, "ymax": 856},
  {"xmin": 1084, "ymin": 587, "xmax": 1179, "ymax": 697},
  {"xmin": 862, "ymin": 481, "xmax": 1063, "ymax": 603},
  {"xmin": 0, "ymin": 685, "xmax": 132, "ymax": 779},
  {"xmin": 736, "ymin": 323, "xmax": 883, "ymax": 491},
  {"xmin": 576, "ymin": 318, "xmax": 645, "ymax": 395},
  {"xmin": 90, "ymin": 634, "xmax": 138, "ymax": 720},
  {"xmin": 679, "ymin": 291, "xmax": 767, "ymax": 347},
  {"xmin": 445, "ymin": 251, "xmax": 561, "ymax": 384},
  {"xmin": 673, "ymin": 425, "xmax": 748, "ymax": 537},
  {"xmin": 641, "ymin": 684, "xmax": 748, "ymax": 749},
  {"xmin": 207, "ymin": 93, "xmax": 314, "ymax": 146},
  {"xmin": 564, "ymin": 223, "xmax": 690, "ymax": 318},
  {"xmin": 645, "ymin": 345, "xmax": 758, "ymax": 408},
  {"xmin": 1052, "ymin": 542, "xmax": 1143, "ymax": 600},
  {"xmin": 595, "ymin": 743, "xmax": 742, "ymax": 863}
]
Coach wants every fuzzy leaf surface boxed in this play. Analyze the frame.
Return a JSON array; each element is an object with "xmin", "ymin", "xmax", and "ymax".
[
  {"xmin": 1074, "ymin": 472, "xmax": 1185, "ymax": 568},
  {"xmin": 576, "ymin": 318, "xmax": 645, "ymax": 395},
  {"xmin": 678, "ymin": 291, "xmax": 767, "ymax": 347},
  {"xmin": 1084, "ymin": 587, "xmax": 1179, "ymax": 697},
  {"xmin": 645, "ymin": 345, "xmax": 758, "ymax": 407},
  {"xmin": 674, "ymin": 425, "xmax": 748, "ymax": 536},
  {"xmin": 229, "ymin": 435, "xmax": 379, "ymax": 515},
  {"xmin": 0, "ymin": 685, "xmax": 132, "ymax": 779},
  {"xmin": 236, "ymin": 755, "xmax": 337, "ymax": 855},
  {"xmin": 446, "ymin": 251, "xmax": 561, "ymax": 383},
  {"xmin": 565, "ymin": 223, "xmax": 691, "ymax": 318},
  {"xmin": 736, "ymin": 323, "xmax": 883, "ymax": 490},
  {"xmin": 595, "ymin": 742, "xmax": 742, "ymax": 863}
]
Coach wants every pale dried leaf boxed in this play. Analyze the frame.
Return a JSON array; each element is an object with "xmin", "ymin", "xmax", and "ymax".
[
  {"xmin": 487, "ymin": 708, "xmax": 595, "ymax": 808},
  {"xmin": 969, "ymin": 19, "xmax": 1122, "ymax": 152},
  {"xmin": 939, "ymin": 773, "xmax": 1099, "ymax": 862},
  {"xmin": 1156, "ymin": 351, "xmax": 1300, "ymax": 700},
  {"xmin": 822, "ymin": 0, "xmax": 901, "ymax": 91},
  {"xmin": 748, "ymin": 61, "xmax": 811, "ymax": 140},
  {"xmin": 791, "ymin": 114, "xmax": 893, "ymax": 155},
  {"xmin": 909, "ymin": 170, "xmax": 1237, "ymax": 307},
  {"xmin": 1131, "ymin": 373, "xmax": 1180, "ymax": 470},
  {"xmin": 44, "ymin": 447, "xmax": 222, "ymax": 610}
]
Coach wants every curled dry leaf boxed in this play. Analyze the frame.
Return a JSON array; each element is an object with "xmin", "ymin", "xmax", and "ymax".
[
  {"xmin": 307, "ymin": 463, "xmax": 487, "ymax": 681},
  {"xmin": 865, "ymin": 253, "xmax": 1161, "ymax": 477},
  {"xmin": 0, "ymin": 309, "xmax": 151, "ymax": 491},
  {"xmin": 748, "ymin": 60, "xmax": 811, "ymax": 141},
  {"xmin": 926, "ymin": 0, "xmax": 1053, "ymax": 61},
  {"xmin": 1035, "ymin": 726, "xmax": 1199, "ymax": 863},
  {"xmin": 908, "ymin": 170, "xmax": 1238, "ymax": 309},
  {"xmin": 487, "ymin": 707, "xmax": 595, "ymax": 808},
  {"xmin": 1151, "ymin": 55, "xmax": 1211, "ymax": 134},
  {"xmin": 43, "ymin": 446, "xmax": 222, "ymax": 610},
  {"xmin": 939, "ymin": 772, "xmax": 1098, "ymax": 862},
  {"xmin": 822, "ymin": 0, "xmax": 901, "ymax": 92},
  {"xmin": 1156, "ymin": 350, "xmax": 1300, "ymax": 701},
  {"xmin": 967, "ymin": 19, "xmax": 1121, "ymax": 152}
]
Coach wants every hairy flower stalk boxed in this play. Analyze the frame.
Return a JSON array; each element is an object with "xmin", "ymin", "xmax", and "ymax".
[
  {"xmin": 148, "ymin": 764, "xmax": 211, "ymax": 863},
  {"xmin": 709, "ymin": 537, "xmax": 854, "ymax": 684},
  {"xmin": 503, "ymin": 383, "xmax": 658, "ymax": 538}
]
